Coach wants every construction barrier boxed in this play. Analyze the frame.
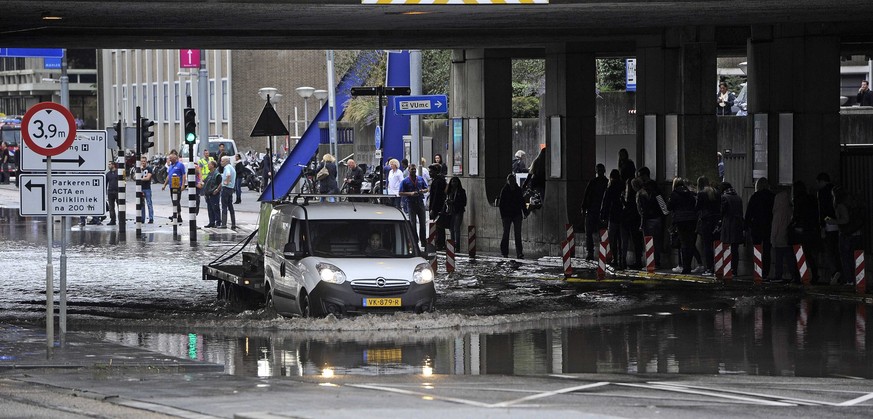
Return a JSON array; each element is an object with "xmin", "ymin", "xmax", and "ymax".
[
  {"xmin": 428, "ymin": 221, "xmax": 438, "ymax": 272},
  {"xmin": 599, "ymin": 229, "xmax": 611, "ymax": 264},
  {"xmin": 752, "ymin": 244, "xmax": 763, "ymax": 285},
  {"xmin": 722, "ymin": 243, "xmax": 733, "ymax": 283},
  {"xmin": 597, "ymin": 239, "xmax": 609, "ymax": 281},
  {"xmin": 445, "ymin": 239, "xmax": 456, "ymax": 273},
  {"xmin": 561, "ymin": 239, "xmax": 573, "ymax": 279},
  {"xmin": 644, "ymin": 236, "xmax": 655, "ymax": 273},
  {"xmin": 793, "ymin": 244, "xmax": 811, "ymax": 286},
  {"xmin": 713, "ymin": 240, "xmax": 724, "ymax": 281},
  {"xmin": 468, "ymin": 225, "xmax": 477, "ymax": 259},
  {"xmin": 565, "ymin": 224, "xmax": 575, "ymax": 258},
  {"xmin": 856, "ymin": 250, "xmax": 866, "ymax": 295}
]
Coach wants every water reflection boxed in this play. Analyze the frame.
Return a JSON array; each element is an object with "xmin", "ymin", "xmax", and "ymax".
[{"xmin": 95, "ymin": 297, "xmax": 872, "ymax": 379}]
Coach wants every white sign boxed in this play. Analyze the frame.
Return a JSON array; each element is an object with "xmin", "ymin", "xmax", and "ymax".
[
  {"xmin": 21, "ymin": 130, "xmax": 107, "ymax": 172},
  {"xmin": 19, "ymin": 174, "xmax": 106, "ymax": 216}
]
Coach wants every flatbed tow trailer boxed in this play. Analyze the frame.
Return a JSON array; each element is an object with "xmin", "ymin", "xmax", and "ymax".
[{"xmin": 202, "ymin": 231, "xmax": 267, "ymax": 305}]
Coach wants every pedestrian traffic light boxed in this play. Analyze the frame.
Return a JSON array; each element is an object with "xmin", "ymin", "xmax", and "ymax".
[
  {"xmin": 184, "ymin": 108, "xmax": 196, "ymax": 144},
  {"xmin": 140, "ymin": 117, "xmax": 155, "ymax": 153},
  {"xmin": 113, "ymin": 120, "xmax": 122, "ymax": 149}
]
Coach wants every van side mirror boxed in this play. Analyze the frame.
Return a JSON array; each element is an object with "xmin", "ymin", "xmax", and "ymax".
[{"xmin": 283, "ymin": 242, "xmax": 303, "ymax": 259}]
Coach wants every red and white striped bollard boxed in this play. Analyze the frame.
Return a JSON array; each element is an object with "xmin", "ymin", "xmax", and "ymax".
[
  {"xmin": 445, "ymin": 239, "xmax": 456, "ymax": 273},
  {"xmin": 597, "ymin": 239, "xmax": 609, "ymax": 281},
  {"xmin": 752, "ymin": 244, "xmax": 763, "ymax": 285},
  {"xmin": 713, "ymin": 240, "xmax": 724, "ymax": 281},
  {"xmin": 793, "ymin": 244, "xmax": 811, "ymax": 286},
  {"xmin": 644, "ymin": 236, "xmax": 655, "ymax": 273},
  {"xmin": 468, "ymin": 225, "xmax": 476, "ymax": 259},
  {"xmin": 722, "ymin": 243, "xmax": 733, "ymax": 283},
  {"xmin": 561, "ymin": 239, "xmax": 573, "ymax": 279},
  {"xmin": 565, "ymin": 224, "xmax": 575, "ymax": 258},
  {"xmin": 855, "ymin": 250, "xmax": 866, "ymax": 294},
  {"xmin": 428, "ymin": 221, "xmax": 438, "ymax": 272}
]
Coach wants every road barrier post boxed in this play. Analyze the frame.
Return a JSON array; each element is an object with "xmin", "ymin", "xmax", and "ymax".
[
  {"xmin": 561, "ymin": 239, "xmax": 573, "ymax": 279},
  {"xmin": 566, "ymin": 224, "xmax": 575, "ymax": 258},
  {"xmin": 597, "ymin": 239, "xmax": 609, "ymax": 281},
  {"xmin": 753, "ymin": 244, "xmax": 763, "ymax": 285},
  {"xmin": 793, "ymin": 244, "xmax": 811, "ymax": 286},
  {"xmin": 445, "ymin": 239, "xmax": 455, "ymax": 273},
  {"xmin": 722, "ymin": 244, "xmax": 733, "ymax": 283},
  {"xmin": 468, "ymin": 225, "xmax": 476, "ymax": 259},
  {"xmin": 713, "ymin": 240, "xmax": 724, "ymax": 282},
  {"xmin": 428, "ymin": 221, "xmax": 437, "ymax": 272},
  {"xmin": 644, "ymin": 236, "xmax": 655, "ymax": 273},
  {"xmin": 855, "ymin": 250, "xmax": 866, "ymax": 295}
]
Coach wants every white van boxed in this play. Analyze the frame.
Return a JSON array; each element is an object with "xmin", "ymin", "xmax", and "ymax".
[
  {"xmin": 261, "ymin": 201, "xmax": 436, "ymax": 317},
  {"xmin": 179, "ymin": 136, "xmax": 238, "ymax": 164}
]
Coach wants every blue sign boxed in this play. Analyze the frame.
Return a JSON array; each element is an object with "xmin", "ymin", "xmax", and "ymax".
[
  {"xmin": 374, "ymin": 125, "xmax": 382, "ymax": 150},
  {"xmin": 393, "ymin": 95, "xmax": 448, "ymax": 115},
  {"xmin": 0, "ymin": 48, "xmax": 64, "ymax": 58},
  {"xmin": 625, "ymin": 58, "xmax": 637, "ymax": 92},
  {"xmin": 44, "ymin": 58, "xmax": 61, "ymax": 69}
]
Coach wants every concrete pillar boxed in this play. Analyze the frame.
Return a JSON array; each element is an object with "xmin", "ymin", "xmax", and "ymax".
[
  {"xmin": 636, "ymin": 34, "xmax": 681, "ymax": 182},
  {"xmin": 748, "ymin": 24, "xmax": 840, "ymax": 186},
  {"xmin": 543, "ymin": 45, "xmax": 596, "ymax": 251}
]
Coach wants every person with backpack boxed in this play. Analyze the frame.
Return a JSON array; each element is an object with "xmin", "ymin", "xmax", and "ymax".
[
  {"xmin": 636, "ymin": 167, "xmax": 666, "ymax": 269},
  {"xmin": 600, "ymin": 169, "xmax": 625, "ymax": 268},
  {"xmin": 499, "ymin": 173, "xmax": 526, "ymax": 259},
  {"xmin": 581, "ymin": 164, "xmax": 608, "ymax": 260},
  {"xmin": 827, "ymin": 186, "xmax": 864, "ymax": 286},
  {"xmin": 445, "ymin": 177, "xmax": 467, "ymax": 251}
]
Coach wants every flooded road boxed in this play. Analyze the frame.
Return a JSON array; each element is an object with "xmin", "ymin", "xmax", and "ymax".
[{"xmin": 1, "ymin": 207, "xmax": 871, "ymax": 383}]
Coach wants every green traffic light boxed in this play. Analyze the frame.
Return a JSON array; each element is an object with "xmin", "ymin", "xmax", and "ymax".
[{"xmin": 186, "ymin": 132, "xmax": 196, "ymax": 143}]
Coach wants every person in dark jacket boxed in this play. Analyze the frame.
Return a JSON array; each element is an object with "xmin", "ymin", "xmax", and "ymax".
[
  {"xmin": 202, "ymin": 160, "xmax": 222, "ymax": 228},
  {"xmin": 696, "ymin": 176, "xmax": 720, "ymax": 275},
  {"xmin": 445, "ymin": 177, "xmax": 467, "ymax": 251},
  {"xmin": 427, "ymin": 164, "xmax": 448, "ymax": 250},
  {"xmin": 636, "ymin": 166, "xmax": 665, "ymax": 268},
  {"xmin": 433, "ymin": 154, "xmax": 448, "ymax": 176},
  {"xmin": 792, "ymin": 181, "xmax": 821, "ymax": 283},
  {"xmin": 744, "ymin": 177, "xmax": 775, "ymax": 278},
  {"xmin": 857, "ymin": 80, "xmax": 873, "ymax": 106},
  {"xmin": 618, "ymin": 148, "xmax": 636, "ymax": 184},
  {"xmin": 816, "ymin": 172, "xmax": 841, "ymax": 283},
  {"xmin": 343, "ymin": 159, "xmax": 364, "ymax": 200},
  {"xmin": 499, "ymin": 173, "xmax": 525, "ymax": 259},
  {"xmin": 622, "ymin": 178, "xmax": 644, "ymax": 269},
  {"xmin": 233, "ymin": 154, "xmax": 244, "ymax": 204},
  {"xmin": 720, "ymin": 182, "xmax": 744, "ymax": 276},
  {"xmin": 582, "ymin": 164, "xmax": 608, "ymax": 260},
  {"xmin": 600, "ymin": 169, "xmax": 625, "ymax": 268},
  {"xmin": 511, "ymin": 150, "xmax": 528, "ymax": 174},
  {"xmin": 668, "ymin": 177, "xmax": 698, "ymax": 274},
  {"xmin": 102, "ymin": 161, "xmax": 119, "ymax": 225}
]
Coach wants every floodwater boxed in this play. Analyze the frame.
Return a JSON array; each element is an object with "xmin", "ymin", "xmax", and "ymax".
[{"xmin": 1, "ymin": 208, "xmax": 871, "ymax": 380}]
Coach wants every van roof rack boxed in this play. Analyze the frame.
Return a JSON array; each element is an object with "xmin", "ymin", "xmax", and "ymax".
[{"xmin": 289, "ymin": 193, "xmax": 397, "ymax": 205}]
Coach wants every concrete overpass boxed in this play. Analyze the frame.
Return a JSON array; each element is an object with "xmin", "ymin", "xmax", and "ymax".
[{"xmin": 5, "ymin": 1, "xmax": 873, "ymax": 256}]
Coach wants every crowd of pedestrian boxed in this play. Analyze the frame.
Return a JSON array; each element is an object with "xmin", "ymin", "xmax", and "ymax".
[{"xmin": 583, "ymin": 150, "xmax": 866, "ymax": 284}]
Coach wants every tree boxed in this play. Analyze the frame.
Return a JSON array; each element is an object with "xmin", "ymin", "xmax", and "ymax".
[{"xmin": 597, "ymin": 58, "xmax": 626, "ymax": 92}]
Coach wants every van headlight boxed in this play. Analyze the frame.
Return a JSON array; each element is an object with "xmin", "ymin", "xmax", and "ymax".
[
  {"xmin": 413, "ymin": 263, "xmax": 434, "ymax": 284},
  {"xmin": 316, "ymin": 262, "xmax": 347, "ymax": 284}
]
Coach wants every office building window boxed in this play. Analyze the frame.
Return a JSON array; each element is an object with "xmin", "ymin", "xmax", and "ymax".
[
  {"xmin": 163, "ymin": 82, "xmax": 169, "ymax": 121},
  {"xmin": 174, "ymin": 81, "xmax": 180, "ymax": 122},
  {"xmin": 152, "ymin": 83, "xmax": 158, "ymax": 119},
  {"xmin": 222, "ymin": 79, "xmax": 228, "ymax": 121},
  {"xmin": 209, "ymin": 79, "xmax": 215, "ymax": 121}
]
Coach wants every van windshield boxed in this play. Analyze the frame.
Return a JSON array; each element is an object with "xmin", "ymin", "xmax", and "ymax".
[
  {"xmin": 180, "ymin": 141, "xmax": 235, "ymax": 159},
  {"xmin": 307, "ymin": 220, "xmax": 417, "ymax": 258}
]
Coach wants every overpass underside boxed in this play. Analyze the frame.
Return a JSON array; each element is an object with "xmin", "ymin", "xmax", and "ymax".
[{"xmin": 454, "ymin": 24, "xmax": 847, "ymax": 256}]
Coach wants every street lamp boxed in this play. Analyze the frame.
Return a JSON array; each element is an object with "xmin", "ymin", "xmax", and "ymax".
[
  {"xmin": 313, "ymin": 89, "xmax": 328, "ymax": 109},
  {"xmin": 296, "ymin": 86, "xmax": 315, "ymax": 130}
]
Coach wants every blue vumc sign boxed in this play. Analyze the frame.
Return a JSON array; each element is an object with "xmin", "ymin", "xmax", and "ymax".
[{"xmin": 393, "ymin": 95, "xmax": 448, "ymax": 116}]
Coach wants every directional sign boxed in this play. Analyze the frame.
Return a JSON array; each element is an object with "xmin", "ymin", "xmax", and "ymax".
[
  {"xmin": 21, "ymin": 130, "xmax": 107, "ymax": 172},
  {"xmin": 393, "ymin": 95, "xmax": 448, "ymax": 115},
  {"xmin": 21, "ymin": 102, "xmax": 77, "ymax": 157},
  {"xmin": 180, "ymin": 49, "xmax": 200, "ymax": 69},
  {"xmin": 0, "ymin": 48, "xmax": 64, "ymax": 58},
  {"xmin": 19, "ymin": 174, "xmax": 106, "ymax": 216}
]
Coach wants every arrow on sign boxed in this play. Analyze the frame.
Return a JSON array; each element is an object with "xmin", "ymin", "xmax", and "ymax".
[
  {"xmin": 25, "ymin": 180, "xmax": 47, "ymax": 211},
  {"xmin": 42, "ymin": 155, "xmax": 86, "ymax": 166}
]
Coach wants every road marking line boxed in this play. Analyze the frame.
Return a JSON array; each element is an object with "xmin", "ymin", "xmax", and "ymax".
[
  {"xmin": 837, "ymin": 392, "xmax": 873, "ymax": 406},
  {"xmin": 648, "ymin": 381, "xmax": 833, "ymax": 406},
  {"xmin": 615, "ymin": 382, "xmax": 795, "ymax": 406},
  {"xmin": 346, "ymin": 383, "xmax": 491, "ymax": 408},
  {"xmin": 488, "ymin": 382, "xmax": 610, "ymax": 407}
]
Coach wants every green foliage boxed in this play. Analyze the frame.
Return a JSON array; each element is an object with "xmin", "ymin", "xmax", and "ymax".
[
  {"xmin": 512, "ymin": 96, "xmax": 540, "ymax": 118},
  {"xmin": 422, "ymin": 50, "xmax": 451, "ymax": 96},
  {"xmin": 596, "ymin": 58, "xmax": 626, "ymax": 92},
  {"xmin": 720, "ymin": 75, "xmax": 746, "ymax": 95}
]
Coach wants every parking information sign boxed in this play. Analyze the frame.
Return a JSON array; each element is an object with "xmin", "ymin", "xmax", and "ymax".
[
  {"xmin": 20, "ymin": 129, "xmax": 107, "ymax": 172},
  {"xmin": 19, "ymin": 174, "xmax": 106, "ymax": 216}
]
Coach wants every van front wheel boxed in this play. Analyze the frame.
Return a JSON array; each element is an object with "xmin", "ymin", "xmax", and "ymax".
[{"xmin": 299, "ymin": 292, "xmax": 311, "ymax": 318}]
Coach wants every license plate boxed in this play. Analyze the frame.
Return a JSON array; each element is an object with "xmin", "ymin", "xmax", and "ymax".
[{"xmin": 363, "ymin": 297, "xmax": 401, "ymax": 307}]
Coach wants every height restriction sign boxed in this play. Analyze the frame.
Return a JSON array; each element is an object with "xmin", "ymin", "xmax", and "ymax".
[{"xmin": 21, "ymin": 102, "xmax": 77, "ymax": 157}]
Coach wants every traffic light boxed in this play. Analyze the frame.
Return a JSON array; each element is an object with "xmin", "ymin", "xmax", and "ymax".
[
  {"xmin": 139, "ymin": 117, "xmax": 155, "ymax": 153},
  {"xmin": 113, "ymin": 120, "xmax": 122, "ymax": 148},
  {"xmin": 183, "ymin": 108, "xmax": 196, "ymax": 144}
]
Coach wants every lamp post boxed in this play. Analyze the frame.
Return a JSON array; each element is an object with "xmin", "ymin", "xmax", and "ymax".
[
  {"xmin": 296, "ymin": 86, "xmax": 315, "ymax": 130},
  {"xmin": 314, "ymin": 89, "xmax": 328, "ymax": 109}
]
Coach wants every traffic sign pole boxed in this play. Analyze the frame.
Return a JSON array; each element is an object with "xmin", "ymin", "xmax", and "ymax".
[{"xmin": 45, "ymin": 157, "xmax": 54, "ymax": 351}]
